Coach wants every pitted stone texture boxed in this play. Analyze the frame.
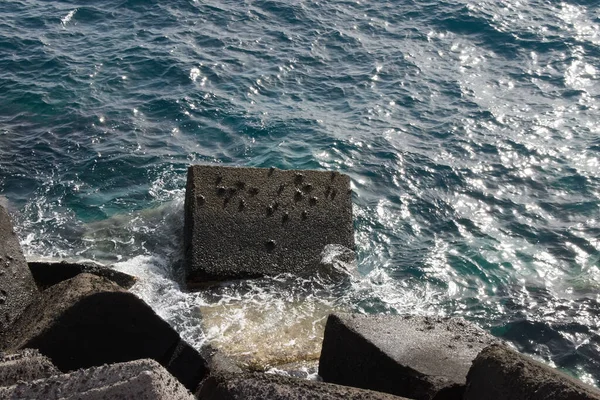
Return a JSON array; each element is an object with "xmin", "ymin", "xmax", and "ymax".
[
  {"xmin": 1, "ymin": 273, "xmax": 209, "ymax": 391},
  {"xmin": 318, "ymin": 314, "xmax": 499, "ymax": 400},
  {"xmin": 0, "ymin": 349, "xmax": 58, "ymax": 387},
  {"xmin": 28, "ymin": 260, "xmax": 136, "ymax": 290},
  {"xmin": 197, "ymin": 372, "xmax": 413, "ymax": 400},
  {"xmin": 184, "ymin": 165, "xmax": 355, "ymax": 287},
  {"xmin": 464, "ymin": 344, "xmax": 600, "ymax": 400},
  {"xmin": 0, "ymin": 205, "xmax": 38, "ymax": 334},
  {"xmin": 0, "ymin": 359, "xmax": 194, "ymax": 400}
]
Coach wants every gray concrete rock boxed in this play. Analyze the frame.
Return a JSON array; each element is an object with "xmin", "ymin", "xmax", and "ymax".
[
  {"xmin": 197, "ymin": 371, "xmax": 414, "ymax": 400},
  {"xmin": 28, "ymin": 260, "xmax": 136, "ymax": 290},
  {"xmin": 1, "ymin": 273, "xmax": 209, "ymax": 391},
  {"xmin": 464, "ymin": 344, "xmax": 600, "ymax": 400},
  {"xmin": 0, "ymin": 205, "xmax": 38, "ymax": 334},
  {"xmin": 0, "ymin": 349, "xmax": 59, "ymax": 387},
  {"xmin": 0, "ymin": 359, "xmax": 194, "ymax": 400},
  {"xmin": 184, "ymin": 165, "xmax": 355, "ymax": 288},
  {"xmin": 318, "ymin": 314, "xmax": 499, "ymax": 400}
]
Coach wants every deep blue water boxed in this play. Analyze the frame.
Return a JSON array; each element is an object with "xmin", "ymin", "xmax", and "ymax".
[{"xmin": 1, "ymin": 0, "xmax": 600, "ymax": 384}]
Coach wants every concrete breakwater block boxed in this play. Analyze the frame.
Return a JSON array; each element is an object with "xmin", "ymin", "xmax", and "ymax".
[
  {"xmin": 464, "ymin": 344, "xmax": 600, "ymax": 400},
  {"xmin": 0, "ymin": 349, "xmax": 59, "ymax": 387},
  {"xmin": 0, "ymin": 359, "xmax": 195, "ymax": 400},
  {"xmin": 184, "ymin": 165, "xmax": 355, "ymax": 287},
  {"xmin": 28, "ymin": 260, "xmax": 136, "ymax": 290},
  {"xmin": 318, "ymin": 314, "xmax": 499, "ymax": 400},
  {"xmin": 1, "ymin": 273, "xmax": 209, "ymax": 391},
  {"xmin": 197, "ymin": 371, "xmax": 414, "ymax": 400},
  {"xmin": 0, "ymin": 205, "xmax": 38, "ymax": 334}
]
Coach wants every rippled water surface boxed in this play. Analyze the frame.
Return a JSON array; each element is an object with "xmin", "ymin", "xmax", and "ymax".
[{"xmin": 1, "ymin": 0, "xmax": 599, "ymax": 384}]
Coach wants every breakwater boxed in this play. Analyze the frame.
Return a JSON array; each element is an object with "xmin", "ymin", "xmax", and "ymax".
[{"xmin": 1, "ymin": 166, "xmax": 599, "ymax": 399}]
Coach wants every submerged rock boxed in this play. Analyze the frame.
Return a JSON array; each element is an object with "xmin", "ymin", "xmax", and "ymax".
[
  {"xmin": 318, "ymin": 313, "xmax": 499, "ymax": 400},
  {"xmin": 265, "ymin": 360, "xmax": 320, "ymax": 380},
  {"xmin": 28, "ymin": 260, "xmax": 136, "ymax": 290},
  {"xmin": 184, "ymin": 165, "xmax": 355, "ymax": 288},
  {"xmin": 199, "ymin": 298, "xmax": 338, "ymax": 371},
  {"xmin": 0, "ymin": 359, "xmax": 195, "ymax": 400},
  {"xmin": 197, "ymin": 273, "xmax": 351, "ymax": 372},
  {"xmin": 464, "ymin": 344, "xmax": 600, "ymax": 400},
  {"xmin": 1, "ymin": 273, "xmax": 210, "ymax": 391},
  {"xmin": 0, "ymin": 205, "xmax": 38, "ymax": 335}
]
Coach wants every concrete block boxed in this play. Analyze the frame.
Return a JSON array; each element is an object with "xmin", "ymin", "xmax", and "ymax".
[
  {"xmin": 196, "ymin": 371, "xmax": 414, "ymax": 400},
  {"xmin": 0, "ymin": 349, "xmax": 58, "ymax": 387},
  {"xmin": 184, "ymin": 165, "xmax": 354, "ymax": 287},
  {"xmin": 0, "ymin": 205, "xmax": 38, "ymax": 334},
  {"xmin": 0, "ymin": 359, "xmax": 194, "ymax": 399},
  {"xmin": 464, "ymin": 344, "xmax": 600, "ymax": 400},
  {"xmin": 318, "ymin": 314, "xmax": 499, "ymax": 400},
  {"xmin": 28, "ymin": 260, "xmax": 136, "ymax": 290},
  {"xmin": 1, "ymin": 273, "xmax": 209, "ymax": 391}
]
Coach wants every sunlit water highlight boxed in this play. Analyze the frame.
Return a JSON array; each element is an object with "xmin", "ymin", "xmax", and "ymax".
[{"xmin": 1, "ymin": 0, "xmax": 599, "ymax": 385}]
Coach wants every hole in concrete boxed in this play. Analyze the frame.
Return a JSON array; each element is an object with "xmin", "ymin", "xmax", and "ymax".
[{"xmin": 265, "ymin": 240, "xmax": 276, "ymax": 252}]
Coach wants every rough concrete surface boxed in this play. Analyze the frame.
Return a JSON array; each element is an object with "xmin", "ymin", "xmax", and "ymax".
[
  {"xmin": 184, "ymin": 165, "xmax": 355, "ymax": 287},
  {"xmin": 0, "ymin": 349, "xmax": 59, "ymax": 387},
  {"xmin": 0, "ymin": 205, "xmax": 38, "ymax": 335},
  {"xmin": 464, "ymin": 344, "xmax": 600, "ymax": 400},
  {"xmin": 196, "ymin": 372, "xmax": 414, "ymax": 400},
  {"xmin": 318, "ymin": 313, "xmax": 499, "ymax": 400},
  {"xmin": 0, "ymin": 359, "xmax": 194, "ymax": 400},
  {"xmin": 1, "ymin": 273, "xmax": 209, "ymax": 391},
  {"xmin": 28, "ymin": 260, "xmax": 136, "ymax": 290}
]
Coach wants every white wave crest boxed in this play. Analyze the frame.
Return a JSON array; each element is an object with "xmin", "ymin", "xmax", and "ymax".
[{"xmin": 61, "ymin": 9, "xmax": 77, "ymax": 27}]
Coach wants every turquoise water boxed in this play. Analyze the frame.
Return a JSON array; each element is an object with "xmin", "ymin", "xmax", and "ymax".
[{"xmin": 1, "ymin": 0, "xmax": 599, "ymax": 383}]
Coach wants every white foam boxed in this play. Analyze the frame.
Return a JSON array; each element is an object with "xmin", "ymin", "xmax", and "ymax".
[
  {"xmin": 61, "ymin": 9, "xmax": 77, "ymax": 27},
  {"xmin": 113, "ymin": 255, "xmax": 208, "ymax": 349}
]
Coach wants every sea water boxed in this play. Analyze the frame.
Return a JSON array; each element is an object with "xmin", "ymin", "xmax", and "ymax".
[{"xmin": 0, "ymin": 0, "xmax": 599, "ymax": 384}]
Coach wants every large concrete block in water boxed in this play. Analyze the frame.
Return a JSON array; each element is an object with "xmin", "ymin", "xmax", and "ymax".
[
  {"xmin": 0, "ymin": 205, "xmax": 38, "ymax": 334},
  {"xmin": 197, "ymin": 371, "xmax": 413, "ymax": 400},
  {"xmin": 0, "ymin": 359, "xmax": 194, "ymax": 400},
  {"xmin": 1, "ymin": 273, "xmax": 209, "ymax": 391},
  {"xmin": 0, "ymin": 349, "xmax": 59, "ymax": 387},
  {"xmin": 318, "ymin": 314, "xmax": 499, "ymax": 400},
  {"xmin": 464, "ymin": 344, "xmax": 600, "ymax": 400},
  {"xmin": 184, "ymin": 165, "xmax": 355, "ymax": 287}
]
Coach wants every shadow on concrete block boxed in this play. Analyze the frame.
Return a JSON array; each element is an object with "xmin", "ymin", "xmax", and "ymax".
[
  {"xmin": 318, "ymin": 314, "xmax": 499, "ymax": 400},
  {"xmin": 0, "ymin": 359, "xmax": 194, "ymax": 399},
  {"xmin": 464, "ymin": 344, "xmax": 600, "ymax": 400},
  {"xmin": 183, "ymin": 165, "xmax": 355, "ymax": 288},
  {"xmin": 1, "ymin": 273, "xmax": 209, "ymax": 392},
  {"xmin": 0, "ymin": 206, "xmax": 38, "ymax": 335},
  {"xmin": 197, "ymin": 371, "xmax": 414, "ymax": 400},
  {"xmin": 28, "ymin": 260, "xmax": 136, "ymax": 291}
]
